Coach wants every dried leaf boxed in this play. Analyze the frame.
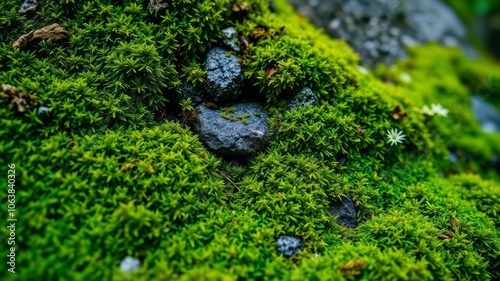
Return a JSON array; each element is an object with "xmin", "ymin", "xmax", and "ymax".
[
  {"xmin": 391, "ymin": 106, "xmax": 408, "ymax": 120},
  {"xmin": 120, "ymin": 160, "xmax": 138, "ymax": 172},
  {"xmin": 338, "ymin": 260, "xmax": 366, "ymax": 271},
  {"xmin": 265, "ymin": 67, "xmax": 277, "ymax": 80},
  {"xmin": 437, "ymin": 233, "xmax": 451, "ymax": 239},
  {"xmin": 450, "ymin": 217, "xmax": 459, "ymax": 230}
]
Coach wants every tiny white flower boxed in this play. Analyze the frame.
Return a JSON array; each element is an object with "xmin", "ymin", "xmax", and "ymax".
[
  {"xmin": 400, "ymin": 73, "xmax": 412, "ymax": 83},
  {"xmin": 386, "ymin": 129, "xmax": 406, "ymax": 146},
  {"xmin": 430, "ymin": 104, "xmax": 448, "ymax": 117},
  {"xmin": 420, "ymin": 105, "xmax": 434, "ymax": 116}
]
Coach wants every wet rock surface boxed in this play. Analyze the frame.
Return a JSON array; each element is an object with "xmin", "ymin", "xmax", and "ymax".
[
  {"xmin": 288, "ymin": 0, "xmax": 476, "ymax": 68},
  {"xmin": 204, "ymin": 47, "xmax": 243, "ymax": 103},
  {"xmin": 287, "ymin": 87, "xmax": 319, "ymax": 109},
  {"xmin": 192, "ymin": 102, "xmax": 270, "ymax": 156},
  {"xmin": 471, "ymin": 96, "xmax": 500, "ymax": 133},
  {"xmin": 329, "ymin": 194, "xmax": 357, "ymax": 228},
  {"xmin": 276, "ymin": 235, "xmax": 304, "ymax": 257},
  {"xmin": 18, "ymin": 0, "xmax": 37, "ymax": 14},
  {"xmin": 180, "ymin": 83, "xmax": 203, "ymax": 107},
  {"xmin": 12, "ymin": 23, "xmax": 69, "ymax": 51}
]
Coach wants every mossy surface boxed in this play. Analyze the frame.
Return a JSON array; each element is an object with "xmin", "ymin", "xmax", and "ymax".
[{"xmin": 1, "ymin": 0, "xmax": 499, "ymax": 280}]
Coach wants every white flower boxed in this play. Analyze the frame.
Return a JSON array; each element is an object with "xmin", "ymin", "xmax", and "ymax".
[
  {"xmin": 420, "ymin": 105, "xmax": 433, "ymax": 116},
  {"xmin": 430, "ymin": 104, "xmax": 448, "ymax": 117},
  {"xmin": 386, "ymin": 129, "xmax": 406, "ymax": 146}
]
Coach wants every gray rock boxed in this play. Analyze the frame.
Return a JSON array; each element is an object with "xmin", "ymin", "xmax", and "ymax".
[
  {"xmin": 222, "ymin": 27, "xmax": 240, "ymax": 52},
  {"xmin": 19, "ymin": 0, "xmax": 37, "ymax": 14},
  {"xmin": 180, "ymin": 84, "xmax": 203, "ymax": 107},
  {"xmin": 148, "ymin": 0, "xmax": 169, "ymax": 17},
  {"xmin": 37, "ymin": 106, "xmax": 49, "ymax": 116},
  {"xmin": 276, "ymin": 235, "xmax": 304, "ymax": 257},
  {"xmin": 448, "ymin": 153, "xmax": 457, "ymax": 164},
  {"xmin": 192, "ymin": 102, "xmax": 270, "ymax": 156},
  {"xmin": 288, "ymin": 0, "xmax": 477, "ymax": 68},
  {"xmin": 329, "ymin": 194, "xmax": 357, "ymax": 228},
  {"xmin": 204, "ymin": 47, "xmax": 243, "ymax": 103},
  {"xmin": 120, "ymin": 256, "xmax": 141, "ymax": 274},
  {"xmin": 287, "ymin": 87, "xmax": 319, "ymax": 109},
  {"xmin": 471, "ymin": 96, "xmax": 500, "ymax": 133}
]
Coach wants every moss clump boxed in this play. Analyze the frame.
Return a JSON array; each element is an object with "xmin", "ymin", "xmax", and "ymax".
[{"xmin": 0, "ymin": 0, "xmax": 499, "ymax": 280}]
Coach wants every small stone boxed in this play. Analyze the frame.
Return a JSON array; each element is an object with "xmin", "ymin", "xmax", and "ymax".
[
  {"xmin": 192, "ymin": 102, "xmax": 270, "ymax": 156},
  {"xmin": 120, "ymin": 256, "xmax": 141, "ymax": 274},
  {"xmin": 204, "ymin": 47, "xmax": 243, "ymax": 103},
  {"xmin": 148, "ymin": 0, "xmax": 169, "ymax": 17},
  {"xmin": 329, "ymin": 194, "xmax": 357, "ymax": 228},
  {"xmin": 13, "ymin": 23, "xmax": 69, "ymax": 51},
  {"xmin": 19, "ymin": 0, "xmax": 37, "ymax": 14},
  {"xmin": 37, "ymin": 106, "xmax": 49, "ymax": 116},
  {"xmin": 448, "ymin": 153, "xmax": 457, "ymax": 164},
  {"xmin": 287, "ymin": 87, "xmax": 319, "ymax": 109},
  {"xmin": 221, "ymin": 27, "xmax": 240, "ymax": 52},
  {"xmin": 276, "ymin": 235, "xmax": 304, "ymax": 257}
]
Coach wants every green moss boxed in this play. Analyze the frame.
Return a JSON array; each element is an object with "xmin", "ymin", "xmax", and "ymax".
[{"xmin": 0, "ymin": 0, "xmax": 499, "ymax": 280}]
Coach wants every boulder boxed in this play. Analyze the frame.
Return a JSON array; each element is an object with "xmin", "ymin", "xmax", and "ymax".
[
  {"xmin": 288, "ymin": 0, "xmax": 477, "ymax": 68},
  {"xmin": 276, "ymin": 235, "xmax": 304, "ymax": 257},
  {"xmin": 192, "ymin": 102, "xmax": 270, "ymax": 156},
  {"xmin": 329, "ymin": 194, "xmax": 357, "ymax": 228},
  {"xmin": 180, "ymin": 83, "xmax": 203, "ymax": 107},
  {"xmin": 204, "ymin": 47, "xmax": 243, "ymax": 103},
  {"xmin": 287, "ymin": 87, "xmax": 319, "ymax": 109},
  {"xmin": 471, "ymin": 96, "xmax": 500, "ymax": 133}
]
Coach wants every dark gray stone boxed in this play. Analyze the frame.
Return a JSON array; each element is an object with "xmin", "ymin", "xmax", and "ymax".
[
  {"xmin": 276, "ymin": 235, "xmax": 304, "ymax": 257},
  {"xmin": 19, "ymin": 0, "xmax": 37, "ymax": 14},
  {"xmin": 204, "ymin": 47, "xmax": 243, "ymax": 103},
  {"xmin": 192, "ymin": 102, "xmax": 270, "ymax": 156},
  {"xmin": 180, "ymin": 84, "xmax": 203, "ymax": 107},
  {"xmin": 287, "ymin": 87, "xmax": 319, "ymax": 109},
  {"xmin": 471, "ymin": 96, "xmax": 500, "ymax": 133},
  {"xmin": 329, "ymin": 194, "xmax": 357, "ymax": 228},
  {"xmin": 288, "ymin": 0, "xmax": 477, "ymax": 68},
  {"xmin": 222, "ymin": 27, "xmax": 240, "ymax": 52}
]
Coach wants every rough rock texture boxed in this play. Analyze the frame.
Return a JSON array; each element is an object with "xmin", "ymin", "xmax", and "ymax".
[
  {"xmin": 180, "ymin": 83, "xmax": 203, "ymax": 107},
  {"xmin": 12, "ymin": 23, "xmax": 69, "ymax": 51},
  {"xmin": 192, "ymin": 102, "xmax": 270, "ymax": 156},
  {"xmin": 204, "ymin": 47, "xmax": 243, "ymax": 103},
  {"xmin": 222, "ymin": 27, "xmax": 240, "ymax": 52},
  {"xmin": 471, "ymin": 96, "xmax": 500, "ymax": 133},
  {"xmin": 18, "ymin": 0, "xmax": 37, "ymax": 14},
  {"xmin": 276, "ymin": 235, "xmax": 304, "ymax": 257},
  {"xmin": 287, "ymin": 87, "xmax": 319, "ymax": 109},
  {"xmin": 1, "ymin": 84, "xmax": 36, "ymax": 113},
  {"xmin": 288, "ymin": 0, "xmax": 476, "ymax": 68},
  {"xmin": 119, "ymin": 256, "xmax": 141, "ymax": 274},
  {"xmin": 329, "ymin": 194, "xmax": 357, "ymax": 228},
  {"xmin": 148, "ymin": 0, "xmax": 169, "ymax": 17}
]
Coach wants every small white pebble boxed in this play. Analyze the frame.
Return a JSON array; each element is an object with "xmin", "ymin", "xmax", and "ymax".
[
  {"xmin": 356, "ymin": 65, "xmax": 368, "ymax": 75},
  {"xmin": 120, "ymin": 256, "xmax": 141, "ymax": 274},
  {"xmin": 400, "ymin": 73, "xmax": 412, "ymax": 83},
  {"xmin": 163, "ymin": 228, "xmax": 170, "ymax": 233}
]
